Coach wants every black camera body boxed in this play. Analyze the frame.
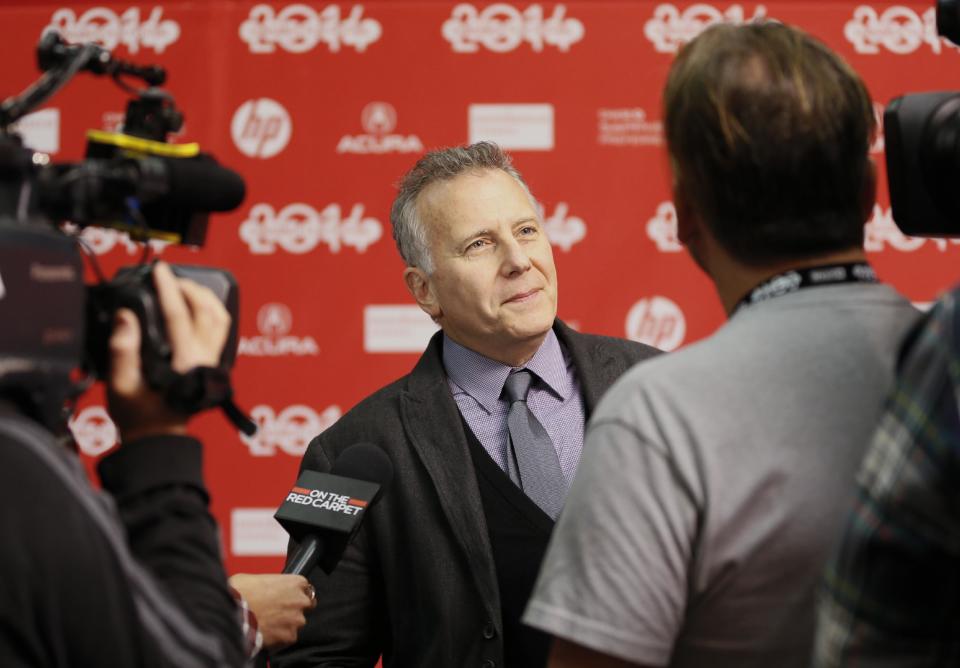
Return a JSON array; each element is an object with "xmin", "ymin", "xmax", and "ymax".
[
  {"xmin": 0, "ymin": 31, "xmax": 250, "ymax": 434},
  {"xmin": 85, "ymin": 263, "xmax": 240, "ymax": 387},
  {"xmin": 0, "ymin": 223, "xmax": 84, "ymax": 429}
]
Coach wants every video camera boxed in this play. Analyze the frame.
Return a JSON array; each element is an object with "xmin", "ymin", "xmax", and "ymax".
[
  {"xmin": 884, "ymin": 0, "xmax": 960, "ymax": 236},
  {"xmin": 0, "ymin": 31, "xmax": 253, "ymax": 435}
]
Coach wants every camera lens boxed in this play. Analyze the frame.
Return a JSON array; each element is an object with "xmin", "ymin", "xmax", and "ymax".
[
  {"xmin": 937, "ymin": 0, "xmax": 960, "ymax": 46},
  {"xmin": 921, "ymin": 94, "xmax": 960, "ymax": 220}
]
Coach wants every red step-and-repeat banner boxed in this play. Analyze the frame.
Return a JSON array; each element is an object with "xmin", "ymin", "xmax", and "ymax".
[{"xmin": 0, "ymin": 0, "xmax": 957, "ymax": 574}]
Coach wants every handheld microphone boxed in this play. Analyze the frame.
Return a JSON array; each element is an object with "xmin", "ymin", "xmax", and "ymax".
[{"xmin": 277, "ymin": 443, "xmax": 393, "ymax": 576}]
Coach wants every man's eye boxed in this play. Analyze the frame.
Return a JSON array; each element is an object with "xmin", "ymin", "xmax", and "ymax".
[
  {"xmin": 519, "ymin": 226, "xmax": 537, "ymax": 236},
  {"xmin": 467, "ymin": 239, "xmax": 488, "ymax": 250}
]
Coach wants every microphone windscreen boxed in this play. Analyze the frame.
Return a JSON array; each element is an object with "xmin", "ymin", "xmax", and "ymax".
[
  {"xmin": 332, "ymin": 442, "xmax": 393, "ymax": 496},
  {"xmin": 160, "ymin": 154, "xmax": 246, "ymax": 212}
]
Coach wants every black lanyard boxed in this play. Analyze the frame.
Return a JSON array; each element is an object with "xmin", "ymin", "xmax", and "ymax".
[{"xmin": 734, "ymin": 262, "xmax": 877, "ymax": 313}]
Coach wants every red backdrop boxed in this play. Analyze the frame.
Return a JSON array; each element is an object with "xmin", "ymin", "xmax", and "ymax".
[{"xmin": 1, "ymin": 0, "xmax": 957, "ymax": 575}]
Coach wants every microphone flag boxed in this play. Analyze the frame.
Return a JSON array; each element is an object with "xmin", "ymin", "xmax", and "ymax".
[{"xmin": 275, "ymin": 470, "xmax": 381, "ymax": 544}]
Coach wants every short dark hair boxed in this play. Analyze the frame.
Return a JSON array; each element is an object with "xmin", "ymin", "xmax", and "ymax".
[{"xmin": 663, "ymin": 22, "xmax": 875, "ymax": 265}]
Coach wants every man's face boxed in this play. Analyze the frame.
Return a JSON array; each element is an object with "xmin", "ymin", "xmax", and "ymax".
[{"xmin": 407, "ymin": 168, "xmax": 558, "ymax": 363}]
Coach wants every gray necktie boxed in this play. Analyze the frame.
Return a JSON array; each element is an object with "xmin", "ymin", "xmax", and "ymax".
[{"xmin": 502, "ymin": 369, "xmax": 565, "ymax": 520}]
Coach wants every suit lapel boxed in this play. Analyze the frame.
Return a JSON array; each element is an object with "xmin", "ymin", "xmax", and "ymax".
[
  {"xmin": 554, "ymin": 320, "xmax": 631, "ymax": 417},
  {"xmin": 399, "ymin": 332, "xmax": 501, "ymax": 618}
]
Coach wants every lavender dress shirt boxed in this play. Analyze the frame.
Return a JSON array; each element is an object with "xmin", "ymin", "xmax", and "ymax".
[{"xmin": 442, "ymin": 329, "xmax": 586, "ymax": 488}]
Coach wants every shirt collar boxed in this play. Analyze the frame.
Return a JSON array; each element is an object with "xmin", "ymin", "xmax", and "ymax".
[{"xmin": 442, "ymin": 329, "xmax": 570, "ymax": 414}]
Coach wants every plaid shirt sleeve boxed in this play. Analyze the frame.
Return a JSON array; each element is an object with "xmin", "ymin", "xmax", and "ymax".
[{"xmin": 814, "ymin": 289, "xmax": 960, "ymax": 667}]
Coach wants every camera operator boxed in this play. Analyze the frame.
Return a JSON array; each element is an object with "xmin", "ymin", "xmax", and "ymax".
[{"xmin": 0, "ymin": 262, "xmax": 246, "ymax": 667}]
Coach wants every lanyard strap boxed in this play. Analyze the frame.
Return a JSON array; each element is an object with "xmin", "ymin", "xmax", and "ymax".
[{"xmin": 734, "ymin": 262, "xmax": 877, "ymax": 312}]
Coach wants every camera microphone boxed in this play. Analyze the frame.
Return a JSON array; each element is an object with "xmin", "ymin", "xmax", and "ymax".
[
  {"xmin": 37, "ymin": 152, "xmax": 247, "ymax": 234},
  {"xmin": 129, "ymin": 154, "xmax": 247, "ymax": 212}
]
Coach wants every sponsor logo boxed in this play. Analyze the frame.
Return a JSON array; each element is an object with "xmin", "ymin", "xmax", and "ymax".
[
  {"xmin": 646, "ymin": 201, "xmax": 684, "ymax": 252},
  {"xmin": 468, "ymin": 103, "xmax": 554, "ymax": 151},
  {"xmin": 845, "ymin": 6, "xmax": 955, "ymax": 55},
  {"xmin": 644, "ymin": 3, "xmax": 768, "ymax": 53},
  {"xmin": 362, "ymin": 101, "xmax": 395, "ymax": 134},
  {"xmin": 337, "ymin": 102, "xmax": 424, "ymax": 154},
  {"xmin": 240, "ymin": 404, "xmax": 342, "ymax": 457},
  {"xmin": 597, "ymin": 108, "xmax": 663, "ymax": 147},
  {"xmin": 231, "ymin": 99, "xmax": 292, "ymax": 159},
  {"xmin": 239, "ymin": 202, "xmax": 383, "ymax": 254},
  {"xmin": 865, "ymin": 205, "xmax": 960, "ymax": 252},
  {"xmin": 443, "ymin": 3, "xmax": 584, "ymax": 53},
  {"xmin": 541, "ymin": 202, "xmax": 586, "ymax": 251},
  {"xmin": 364, "ymin": 305, "xmax": 439, "ymax": 353},
  {"xmin": 44, "ymin": 6, "xmax": 180, "ymax": 54},
  {"xmin": 626, "ymin": 296, "xmax": 686, "ymax": 352},
  {"xmin": 78, "ymin": 226, "xmax": 170, "ymax": 256},
  {"xmin": 258, "ymin": 303, "xmax": 293, "ymax": 335},
  {"xmin": 239, "ymin": 303, "xmax": 320, "ymax": 357},
  {"xmin": 11, "ymin": 109, "xmax": 60, "ymax": 154},
  {"xmin": 284, "ymin": 486, "xmax": 366, "ymax": 515},
  {"xmin": 69, "ymin": 406, "xmax": 118, "ymax": 457},
  {"xmin": 239, "ymin": 4, "xmax": 382, "ymax": 53},
  {"xmin": 231, "ymin": 508, "xmax": 290, "ymax": 556}
]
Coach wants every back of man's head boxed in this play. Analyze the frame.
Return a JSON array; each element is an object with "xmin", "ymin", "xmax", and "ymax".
[{"xmin": 664, "ymin": 22, "xmax": 875, "ymax": 266}]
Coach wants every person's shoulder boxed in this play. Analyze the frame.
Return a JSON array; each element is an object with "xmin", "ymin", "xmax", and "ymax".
[
  {"xmin": 347, "ymin": 374, "xmax": 410, "ymax": 416},
  {"xmin": 0, "ymin": 421, "xmax": 104, "ymax": 553},
  {"xmin": 0, "ymin": 416, "xmax": 70, "ymax": 487},
  {"xmin": 565, "ymin": 327, "xmax": 663, "ymax": 363},
  {"xmin": 299, "ymin": 371, "xmax": 417, "ymax": 470},
  {"xmin": 892, "ymin": 285, "xmax": 960, "ymax": 373},
  {"xmin": 595, "ymin": 333, "xmax": 721, "ymax": 407},
  {"xmin": 0, "ymin": 428, "xmax": 61, "ymax": 488}
]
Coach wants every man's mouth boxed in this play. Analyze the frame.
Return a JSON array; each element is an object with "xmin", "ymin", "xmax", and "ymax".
[{"xmin": 504, "ymin": 289, "xmax": 541, "ymax": 304}]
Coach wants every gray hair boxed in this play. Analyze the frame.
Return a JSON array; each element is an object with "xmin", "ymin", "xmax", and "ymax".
[{"xmin": 390, "ymin": 141, "xmax": 537, "ymax": 273}]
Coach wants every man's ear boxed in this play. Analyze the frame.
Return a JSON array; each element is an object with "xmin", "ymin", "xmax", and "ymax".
[
  {"xmin": 860, "ymin": 158, "xmax": 878, "ymax": 224},
  {"xmin": 672, "ymin": 177, "xmax": 713, "ymax": 275},
  {"xmin": 404, "ymin": 267, "xmax": 441, "ymax": 320},
  {"xmin": 674, "ymin": 181, "xmax": 701, "ymax": 247}
]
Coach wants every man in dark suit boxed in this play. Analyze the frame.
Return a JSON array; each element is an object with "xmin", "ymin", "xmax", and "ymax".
[{"xmin": 272, "ymin": 142, "xmax": 659, "ymax": 668}]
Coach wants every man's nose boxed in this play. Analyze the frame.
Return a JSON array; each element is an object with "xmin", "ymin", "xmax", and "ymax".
[{"xmin": 501, "ymin": 237, "xmax": 532, "ymax": 275}]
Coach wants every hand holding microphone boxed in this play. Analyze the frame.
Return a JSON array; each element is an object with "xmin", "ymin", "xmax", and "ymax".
[
  {"xmin": 232, "ymin": 444, "xmax": 393, "ymax": 656},
  {"xmin": 229, "ymin": 573, "xmax": 317, "ymax": 649}
]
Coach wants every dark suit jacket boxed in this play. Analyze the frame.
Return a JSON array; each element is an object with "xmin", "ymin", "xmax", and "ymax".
[{"xmin": 272, "ymin": 321, "xmax": 659, "ymax": 668}]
